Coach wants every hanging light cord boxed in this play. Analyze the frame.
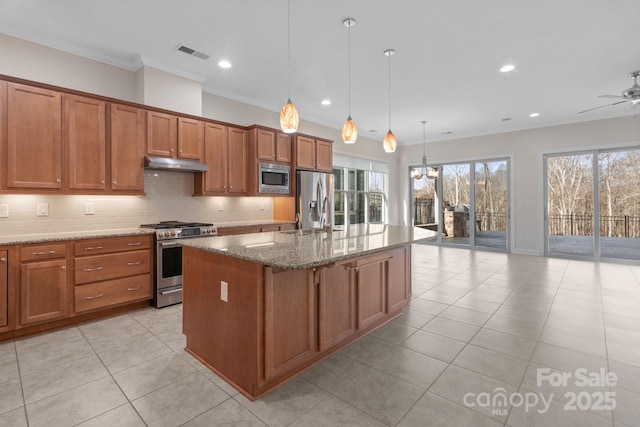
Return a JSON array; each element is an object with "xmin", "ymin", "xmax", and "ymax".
[
  {"xmin": 388, "ymin": 51, "xmax": 392, "ymax": 131},
  {"xmin": 422, "ymin": 121, "xmax": 426, "ymax": 157},
  {"xmin": 347, "ymin": 21, "xmax": 352, "ymax": 119},
  {"xmin": 287, "ymin": 0, "xmax": 291, "ymax": 101}
]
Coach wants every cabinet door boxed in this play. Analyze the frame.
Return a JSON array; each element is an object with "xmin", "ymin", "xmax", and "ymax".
[
  {"xmin": 110, "ymin": 104, "xmax": 145, "ymax": 192},
  {"xmin": 264, "ymin": 268, "xmax": 316, "ymax": 380},
  {"xmin": 356, "ymin": 260, "xmax": 387, "ymax": 330},
  {"xmin": 65, "ymin": 95, "xmax": 106, "ymax": 190},
  {"xmin": 295, "ymin": 136, "xmax": 316, "ymax": 170},
  {"xmin": 276, "ymin": 133, "xmax": 292, "ymax": 163},
  {"xmin": 256, "ymin": 128, "xmax": 276, "ymax": 161},
  {"xmin": 20, "ymin": 259, "xmax": 67, "ymax": 325},
  {"xmin": 387, "ymin": 247, "xmax": 410, "ymax": 313},
  {"xmin": 227, "ymin": 127, "xmax": 247, "ymax": 193},
  {"xmin": 318, "ymin": 264, "xmax": 355, "ymax": 351},
  {"xmin": 0, "ymin": 251, "xmax": 7, "ymax": 328},
  {"xmin": 6, "ymin": 83, "xmax": 62, "ymax": 189},
  {"xmin": 202, "ymin": 122, "xmax": 228, "ymax": 193},
  {"xmin": 315, "ymin": 140, "xmax": 333, "ymax": 172},
  {"xmin": 146, "ymin": 111, "xmax": 177, "ymax": 158},
  {"xmin": 177, "ymin": 117, "xmax": 203, "ymax": 160}
]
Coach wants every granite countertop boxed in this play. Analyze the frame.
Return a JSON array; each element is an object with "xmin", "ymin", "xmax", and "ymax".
[
  {"xmin": 182, "ymin": 224, "xmax": 437, "ymax": 270},
  {"xmin": 0, "ymin": 228, "xmax": 155, "ymax": 246}
]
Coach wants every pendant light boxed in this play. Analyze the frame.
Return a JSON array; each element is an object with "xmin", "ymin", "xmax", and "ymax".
[
  {"xmin": 383, "ymin": 49, "xmax": 397, "ymax": 153},
  {"xmin": 342, "ymin": 18, "xmax": 357, "ymax": 144},
  {"xmin": 280, "ymin": 0, "xmax": 299, "ymax": 133},
  {"xmin": 412, "ymin": 121, "xmax": 428, "ymax": 179}
]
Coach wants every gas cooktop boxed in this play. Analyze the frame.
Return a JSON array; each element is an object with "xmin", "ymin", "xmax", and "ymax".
[{"xmin": 140, "ymin": 221, "xmax": 217, "ymax": 240}]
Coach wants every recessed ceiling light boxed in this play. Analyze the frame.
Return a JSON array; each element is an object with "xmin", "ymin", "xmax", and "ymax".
[
  {"xmin": 321, "ymin": 99, "xmax": 331, "ymax": 106},
  {"xmin": 529, "ymin": 112, "xmax": 540, "ymax": 118},
  {"xmin": 500, "ymin": 64, "xmax": 515, "ymax": 73},
  {"xmin": 218, "ymin": 60, "xmax": 232, "ymax": 69},
  {"xmin": 501, "ymin": 117, "xmax": 512, "ymax": 121}
]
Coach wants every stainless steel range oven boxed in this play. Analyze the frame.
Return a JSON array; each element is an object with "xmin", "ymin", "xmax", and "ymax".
[{"xmin": 140, "ymin": 221, "xmax": 217, "ymax": 308}]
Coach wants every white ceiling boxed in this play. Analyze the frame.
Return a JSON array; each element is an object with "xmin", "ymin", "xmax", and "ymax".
[{"xmin": 1, "ymin": 0, "xmax": 639, "ymax": 146}]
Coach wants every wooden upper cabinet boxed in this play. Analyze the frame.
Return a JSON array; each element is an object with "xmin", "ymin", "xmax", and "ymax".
[
  {"xmin": 315, "ymin": 139, "xmax": 333, "ymax": 172},
  {"xmin": 295, "ymin": 136, "xmax": 316, "ymax": 170},
  {"xmin": 295, "ymin": 135, "xmax": 332, "ymax": 172},
  {"xmin": 65, "ymin": 95, "xmax": 106, "ymax": 191},
  {"xmin": 6, "ymin": 83, "xmax": 62, "ymax": 189},
  {"xmin": 146, "ymin": 111, "xmax": 177, "ymax": 158},
  {"xmin": 198, "ymin": 122, "xmax": 228, "ymax": 194},
  {"xmin": 256, "ymin": 128, "xmax": 276, "ymax": 161},
  {"xmin": 228, "ymin": 127, "xmax": 247, "ymax": 193},
  {"xmin": 110, "ymin": 103, "xmax": 145, "ymax": 193},
  {"xmin": 276, "ymin": 133, "xmax": 292, "ymax": 163},
  {"xmin": 177, "ymin": 117, "xmax": 204, "ymax": 160}
]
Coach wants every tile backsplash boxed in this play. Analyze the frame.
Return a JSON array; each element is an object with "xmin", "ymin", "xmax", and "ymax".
[{"xmin": 0, "ymin": 171, "xmax": 274, "ymax": 236}]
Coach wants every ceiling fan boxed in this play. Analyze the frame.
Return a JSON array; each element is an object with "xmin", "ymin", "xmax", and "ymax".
[{"xmin": 578, "ymin": 71, "xmax": 640, "ymax": 114}]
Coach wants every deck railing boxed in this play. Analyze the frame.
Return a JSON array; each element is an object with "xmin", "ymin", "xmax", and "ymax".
[{"xmin": 548, "ymin": 214, "xmax": 640, "ymax": 238}]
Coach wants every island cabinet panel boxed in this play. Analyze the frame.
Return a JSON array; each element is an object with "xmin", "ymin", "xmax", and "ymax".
[
  {"xmin": 6, "ymin": 83, "xmax": 62, "ymax": 189},
  {"xmin": 65, "ymin": 95, "xmax": 107, "ymax": 191},
  {"xmin": 264, "ymin": 268, "xmax": 316, "ymax": 380},
  {"xmin": 387, "ymin": 246, "xmax": 411, "ymax": 313},
  {"xmin": 355, "ymin": 260, "xmax": 387, "ymax": 330},
  {"xmin": 183, "ymin": 247, "xmax": 262, "ymax": 394},
  {"xmin": 318, "ymin": 264, "xmax": 355, "ymax": 351}
]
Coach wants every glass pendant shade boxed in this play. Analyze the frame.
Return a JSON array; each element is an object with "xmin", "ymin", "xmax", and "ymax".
[
  {"xmin": 383, "ymin": 129, "xmax": 397, "ymax": 153},
  {"xmin": 413, "ymin": 155, "xmax": 427, "ymax": 179},
  {"xmin": 342, "ymin": 116, "xmax": 357, "ymax": 144},
  {"xmin": 279, "ymin": 98, "xmax": 299, "ymax": 133}
]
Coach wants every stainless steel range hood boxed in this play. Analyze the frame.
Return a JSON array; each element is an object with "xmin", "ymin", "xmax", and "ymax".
[{"xmin": 144, "ymin": 156, "xmax": 209, "ymax": 173}]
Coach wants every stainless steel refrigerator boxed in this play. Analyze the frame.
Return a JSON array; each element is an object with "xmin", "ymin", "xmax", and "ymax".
[{"xmin": 296, "ymin": 170, "xmax": 334, "ymax": 229}]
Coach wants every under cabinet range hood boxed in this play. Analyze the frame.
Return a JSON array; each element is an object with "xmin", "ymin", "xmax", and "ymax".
[{"xmin": 144, "ymin": 156, "xmax": 209, "ymax": 173}]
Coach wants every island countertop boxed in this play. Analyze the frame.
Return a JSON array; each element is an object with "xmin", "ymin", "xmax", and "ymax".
[{"xmin": 181, "ymin": 224, "xmax": 437, "ymax": 270}]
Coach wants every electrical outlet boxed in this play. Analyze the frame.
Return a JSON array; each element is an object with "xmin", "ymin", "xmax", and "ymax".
[
  {"xmin": 259, "ymin": 201, "xmax": 265, "ymax": 210},
  {"xmin": 220, "ymin": 281, "xmax": 228, "ymax": 302},
  {"xmin": 218, "ymin": 201, "xmax": 224, "ymax": 212},
  {"xmin": 0, "ymin": 204, "xmax": 8, "ymax": 218},
  {"xmin": 37, "ymin": 203, "xmax": 49, "ymax": 217},
  {"xmin": 84, "ymin": 203, "xmax": 95, "ymax": 215}
]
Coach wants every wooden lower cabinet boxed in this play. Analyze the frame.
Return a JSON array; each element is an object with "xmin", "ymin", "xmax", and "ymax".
[
  {"xmin": 0, "ymin": 250, "xmax": 8, "ymax": 328},
  {"xmin": 183, "ymin": 244, "xmax": 411, "ymax": 400},
  {"xmin": 74, "ymin": 275, "xmax": 151, "ymax": 313},
  {"xmin": 20, "ymin": 258, "xmax": 67, "ymax": 326},
  {"xmin": 264, "ymin": 269, "xmax": 316, "ymax": 380},
  {"xmin": 318, "ymin": 264, "xmax": 355, "ymax": 351}
]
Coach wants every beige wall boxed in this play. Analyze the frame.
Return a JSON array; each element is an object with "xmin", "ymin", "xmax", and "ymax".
[
  {"xmin": 397, "ymin": 116, "xmax": 640, "ymax": 255},
  {"xmin": 135, "ymin": 66, "xmax": 203, "ymax": 115}
]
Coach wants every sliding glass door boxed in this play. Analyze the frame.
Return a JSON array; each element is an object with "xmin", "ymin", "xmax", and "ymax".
[
  {"xmin": 411, "ymin": 158, "xmax": 509, "ymax": 251},
  {"xmin": 545, "ymin": 147, "xmax": 640, "ymax": 260}
]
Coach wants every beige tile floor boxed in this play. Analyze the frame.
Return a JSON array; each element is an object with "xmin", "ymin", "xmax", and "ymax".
[{"xmin": 1, "ymin": 244, "xmax": 639, "ymax": 426}]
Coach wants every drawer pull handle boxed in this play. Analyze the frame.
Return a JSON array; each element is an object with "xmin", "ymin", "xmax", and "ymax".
[
  {"xmin": 83, "ymin": 266, "xmax": 104, "ymax": 272},
  {"xmin": 0, "ymin": 257, "xmax": 6, "ymax": 263},
  {"xmin": 84, "ymin": 294, "xmax": 103, "ymax": 300},
  {"xmin": 127, "ymin": 286, "xmax": 143, "ymax": 291},
  {"xmin": 84, "ymin": 246, "xmax": 104, "ymax": 251},
  {"xmin": 128, "ymin": 242, "xmax": 143, "ymax": 246},
  {"xmin": 127, "ymin": 261, "xmax": 143, "ymax": 266},
  {"xmin": 32, "ymin": 250, "xmax": 56, "ymax": 255},
  {"xmin": 160, "ymin": 289, "xmax": 182, "ymax": 295}
]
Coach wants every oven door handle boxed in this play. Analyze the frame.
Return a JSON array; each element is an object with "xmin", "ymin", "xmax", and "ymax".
[
  {"xmin": 160, "ymin": 288, "xmax": 182, "ymax": 295},
  {"xmin": 159, "ymin": 241, "xmax": 182, "ymax": 247}
]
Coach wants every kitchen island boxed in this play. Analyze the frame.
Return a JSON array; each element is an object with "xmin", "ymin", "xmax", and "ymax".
[{"xmin": 181, "ymin": 224, "xmax": 437, "ymax": 400}]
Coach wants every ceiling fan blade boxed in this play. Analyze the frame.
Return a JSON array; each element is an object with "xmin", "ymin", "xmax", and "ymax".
[
  {"xmin": 598, "ymin": 94, "xmax": 625, "ymax": 99},
  {"xmin": 577, "ymin": 100, "xmax": 627, "ymax": 114}
]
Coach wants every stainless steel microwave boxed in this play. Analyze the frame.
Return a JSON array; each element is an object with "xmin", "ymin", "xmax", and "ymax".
[{"xmin": 258, "ymin": 163, "xmax": 290, "ymax": 194}]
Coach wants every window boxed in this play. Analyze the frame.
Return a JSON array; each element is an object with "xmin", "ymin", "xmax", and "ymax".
[{"xmin": 333, "ymin": 167, "xmax": 387, "ymax": 226}]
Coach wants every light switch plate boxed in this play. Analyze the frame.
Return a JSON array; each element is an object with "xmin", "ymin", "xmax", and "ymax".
[
  {"xmin": 218, "ymin": 201, "xmax": 224, "ymax": 212},
  {"xmin": 0, "ymin": 204, "xmax": 8, "ymax": 218},
  {"xmin": 37, "ymin": 203, "xmax": 49, "ymax": 217},
  {"xmin": 221, "ymin": 281, "xmax": 228, "ymax": 302},
  {"xmin": 84, "ymin": 203, "xmax": 95, "ymax": 215}
]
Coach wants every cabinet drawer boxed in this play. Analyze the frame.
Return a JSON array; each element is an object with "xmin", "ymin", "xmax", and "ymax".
[
  {"xmin": 75, "ymin": 250, "xmax": 150, "ymax": 284},
  {"xmin": 20, "ymin": 243, "xmax": 67, "ymax": 261},
  {"xmin": 75, "ymin": 274, "xmax": 151, "ymax": 313},
  {"xmin": 74, "ymin": 235, "xmax": 151, "ymax": 256}
]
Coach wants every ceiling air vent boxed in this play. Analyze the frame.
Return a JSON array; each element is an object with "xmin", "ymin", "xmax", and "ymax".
[{"xmin": 175, "ymin": 44, "xmax": 210, "ymax": 60}]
